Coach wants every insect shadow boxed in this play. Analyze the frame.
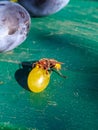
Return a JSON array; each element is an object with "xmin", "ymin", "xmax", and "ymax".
[{"xmin": 15, "ymin": 61, "xmax": 36, "ymax": 91}]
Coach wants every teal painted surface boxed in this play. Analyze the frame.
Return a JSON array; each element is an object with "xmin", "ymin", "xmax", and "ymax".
[{"xmin": 0, "ymin": 0, "xmax": 98, "ymax": 129}]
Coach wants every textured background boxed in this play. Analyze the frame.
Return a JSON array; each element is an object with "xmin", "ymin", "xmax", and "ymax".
[{"xmin": 0, "ymin": 0, "xmax": 98, "ymax": 129}]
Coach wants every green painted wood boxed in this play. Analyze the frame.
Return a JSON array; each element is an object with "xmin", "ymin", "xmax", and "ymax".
[{"xmin": 0, "ymin": 0, "xmax": 98, "ymax": 129}]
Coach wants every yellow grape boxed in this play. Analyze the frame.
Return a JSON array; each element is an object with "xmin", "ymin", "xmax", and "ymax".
[{"xmin": 27, "ymin": 66, "xmax": 50, "ymax": 93}]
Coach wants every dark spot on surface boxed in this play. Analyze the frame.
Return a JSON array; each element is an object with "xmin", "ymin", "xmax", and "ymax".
[
  {"xmin": 24, "ymin": 20, "xmax": 30, "ymax": 31},
  {"xmin": 2, "ymin": 18, "xmax": 6, "ymax": 22},
  {"xmin": 19, "ymin": 11, "xmax": 25, "ymax": 18},
  {"xmin": 19, "ymin": 26, "xmax": 26, "ymax": 35},
  {"xmin": 27, "ymin": 24, "xmax": 30, "ymax": 31},
  {"xmin": 8, "ymin": 28, "xmax": 17, "ymax": 35},
  {"xmin": 17, "ymin": 18, "xmax": 19, "ymax": 22},
  {"xmin": 0, "ymin": 4, "xmax": 6, "ymax": 6},
  {"xmin": 35, "ymin": 0, "xmax": 46, "ymax": 6}
]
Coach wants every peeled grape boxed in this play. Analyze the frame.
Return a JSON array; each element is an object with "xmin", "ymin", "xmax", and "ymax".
[
  {"xmin": 18, "ymin": 0, "xmax": 70, "ymax": 17},
  {"xmin": 0, "ymin": 1, "xmax": 31, "ymax": 52}
]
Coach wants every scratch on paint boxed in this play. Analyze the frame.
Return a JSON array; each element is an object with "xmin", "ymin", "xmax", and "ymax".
[{"xmin": 0, "ymin": 59, "xmax": 20, "ymax": 64}]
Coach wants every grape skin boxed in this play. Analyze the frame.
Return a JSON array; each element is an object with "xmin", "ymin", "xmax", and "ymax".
[
  {"xmin": 0, "ymin": 1, "xmax": 31, "ymax": 52},
  {"xmin": 18, "ymin": 0, "xmax": 70, "ymax": 17}
]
